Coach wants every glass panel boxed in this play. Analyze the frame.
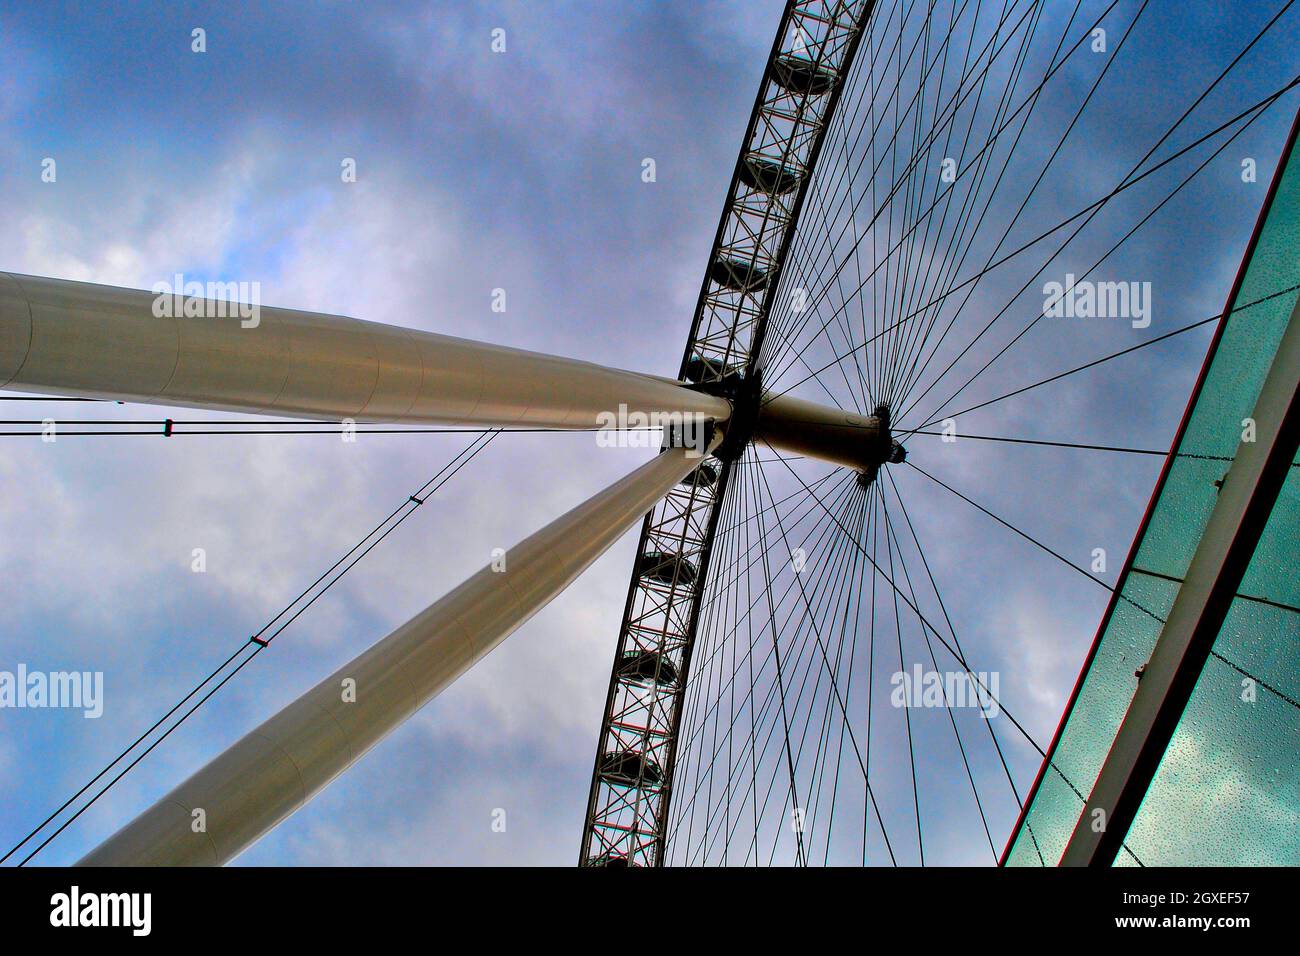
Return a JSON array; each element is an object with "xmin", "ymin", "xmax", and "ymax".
[
  {"xmin": 1123, "ymin": 454, "xmax": 1299, "ymax": 865},
  {"xmin": 1006, "ymin": 125, "xmax": 1300, "ymax": 865}
]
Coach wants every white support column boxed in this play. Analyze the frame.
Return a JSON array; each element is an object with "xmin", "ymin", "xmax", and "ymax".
[
  {"xmin": 77, "ymin": 433, "xmax": 720, "ymax": 866},
  {"xmin": 0, "ymin": 272, "xmax": 730, "ymax": 428}
]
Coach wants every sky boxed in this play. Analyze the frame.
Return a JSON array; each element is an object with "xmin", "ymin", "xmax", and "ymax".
[{"xmin": 0, "ymin": 0, "xmax": 1297, "ymax": 866}]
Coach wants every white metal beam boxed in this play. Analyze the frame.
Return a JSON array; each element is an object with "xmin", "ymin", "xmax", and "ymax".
[
  {"xmin": 0, "ymin": 272, "xmax": 730, "ymax": 428},
  {"xmin": 0, "ymin": 272, "xmax": 897, "ymax": 470},
  {"xmin": 77, "ymin": 433, "xmax": 721, "ymax": 866}
]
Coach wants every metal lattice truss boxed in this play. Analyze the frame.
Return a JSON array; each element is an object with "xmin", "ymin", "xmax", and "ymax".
[
  {"xmin": 579, "ymin": 0, "xmax": 878, "ymax": 867},
  {"xmin": 686, "ymin": 1, "xmax": 876, "ymax": 380},
  {"xmin": 10, "ymin": 0, "xmax": 1285, "ymax": 869},
  {"xmin": 0, "ymin": 0, "xmax": 891, "ymax": 868}
]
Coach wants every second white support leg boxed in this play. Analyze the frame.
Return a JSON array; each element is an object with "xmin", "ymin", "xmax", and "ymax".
[{"xmin": 78, "ymin": 434, "xmax": 719, "ymax": 866}]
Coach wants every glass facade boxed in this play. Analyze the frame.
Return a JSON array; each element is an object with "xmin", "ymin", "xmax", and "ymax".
[{"xmin": 1005, "ymin": 121, "xmax": 1300, "ymax": 866}]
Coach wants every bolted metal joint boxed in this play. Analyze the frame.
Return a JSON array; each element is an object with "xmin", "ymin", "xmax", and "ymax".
[
  {"xmin": 855, "ymin": 404, "xmax": 907, "ymax": 488},
  {"xmin": 661, "ymin": 417, "xmax": 721, "ymax": 458},
  {"xmin": 680, "ymin": 357, "xmax": 761, "ymax": 462}
]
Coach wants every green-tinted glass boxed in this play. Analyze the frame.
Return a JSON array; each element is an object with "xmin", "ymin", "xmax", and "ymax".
[{"xmin": 1006, "ymin": 126, "xmax": 1300, "ymax": 866}]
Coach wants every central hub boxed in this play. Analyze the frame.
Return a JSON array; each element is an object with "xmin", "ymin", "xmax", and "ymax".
[
  {"xmin": 751, "ymin": 392, "xmax": 906, "ymax": 476},
  {"xmin": 857, "ymin": 403, "xmax": 907, "ymax": 488},
  {"xmin": 713, "ymin": 370, "xmax": 764, "ymax": 462},
  {"xmin": 680, "ymin": 358, "xmax": 763, "ymax": 462},
  {"xmin": 681, "ymin": 356, "xmax": 907, "ymax": 475}
]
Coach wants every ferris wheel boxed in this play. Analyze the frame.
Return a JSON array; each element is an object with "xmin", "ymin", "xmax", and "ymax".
[{"xmin": 3, "ymin": 0, "xmax": 1298, "ymax": 867}]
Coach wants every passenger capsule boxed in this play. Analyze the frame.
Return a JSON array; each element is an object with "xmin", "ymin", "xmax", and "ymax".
[
  {"xmin": 638, "ymin": 550, "xmax": 698, "ymax": 587},
  {"xmin": 678, "ymin": 461, "xmax": 719, "ymax": 490},
  {"xmin": 683, "ymin": 354, "xmax": 737, "ymax": 384},
  {"xmin": 771, "ymin": 54, "xmax": 836, "ymax": 95},
  {"xmin": 618, "ymin": 649, "xmax": 680, "ymax": 687},
  {"xmin": 739, "ymin": 154, "xmax": 802, "ymax": 195},
  {"xmin": 598, "ymin": 750, "xmax": 665, "ymax": 788},
  {"xmin": 589, "ymin": 851, "xmax": 637, "ymax": 867},
  {"xmin": 709, "ymin": 255, "xmax": 769, "ymax": 292}
]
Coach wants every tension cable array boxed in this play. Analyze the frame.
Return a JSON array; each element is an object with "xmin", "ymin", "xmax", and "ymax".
[{"xmin": 2, "ymin": 430, "xmax": 499, "ymax": 865}]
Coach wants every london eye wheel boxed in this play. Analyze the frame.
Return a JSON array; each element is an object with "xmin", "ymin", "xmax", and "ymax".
[
  {"xmin": 578, "ymin": 0, "xmax": 1300, "ymax": 867},
  {"xmin": 2, "ymin": 0, "xmax": 1298, "ymax": 869}
]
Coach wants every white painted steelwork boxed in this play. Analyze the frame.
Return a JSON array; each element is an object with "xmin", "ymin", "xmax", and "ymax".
[
  {"xmin": 0, "ymin": 272, "xmax": 730, "ymax": 429},
  {"xmin": 78, "ymin": 435, "xmax": 721, "ymax": 865}
]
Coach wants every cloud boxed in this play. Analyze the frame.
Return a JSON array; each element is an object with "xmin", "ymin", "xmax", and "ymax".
[{"xmin": 1, "ymin": 0, "xmax": 1295, "ymax": 868}]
